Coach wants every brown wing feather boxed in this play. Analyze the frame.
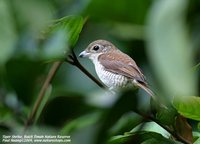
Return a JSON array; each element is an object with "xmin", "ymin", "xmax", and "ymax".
[
  {"xmin": 98, "ymin": 50, "xmax": 146, "ymax": 84},
  {"xmin": 98, "ymin": 49, "xmax": 155, "ymax": 97}
]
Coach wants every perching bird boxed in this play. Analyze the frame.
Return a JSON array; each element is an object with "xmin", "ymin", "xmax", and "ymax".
[{"xmin": 79, "ymin": 40, "xmax": 154, "ymax": 96}]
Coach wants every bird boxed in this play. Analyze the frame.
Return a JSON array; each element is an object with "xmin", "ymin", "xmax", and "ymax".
[{"xmin": 79, "ymin": 39, "xmax": 154, "ymax": 96}]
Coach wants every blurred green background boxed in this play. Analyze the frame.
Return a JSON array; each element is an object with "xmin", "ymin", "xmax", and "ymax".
[{"xmin": 0, "ymin": 0, "xmax": 200, "ymax": 144}]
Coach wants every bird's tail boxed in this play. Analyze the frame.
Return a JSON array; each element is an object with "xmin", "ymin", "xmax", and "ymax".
[
  {"xmin": 136, "ymin": 82, "xmax": 168, "ymax": 109},
  {"xmin": 136, "ymin": 82, "xmax": 155, "ymax": 97}
]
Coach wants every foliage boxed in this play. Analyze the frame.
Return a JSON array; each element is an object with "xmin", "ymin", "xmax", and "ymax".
[
  {"xmin": 0, "ymin": 0, "xmax": 200, "ymax": 144},
  {"xmin": 173, "ymin": 96, "xmax": 200, "ymax": 121}
]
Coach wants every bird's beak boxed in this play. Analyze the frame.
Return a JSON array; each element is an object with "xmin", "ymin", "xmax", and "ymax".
[{"xmin": 79, "ymin": 50, "xmax": 90, "ymax": 58}]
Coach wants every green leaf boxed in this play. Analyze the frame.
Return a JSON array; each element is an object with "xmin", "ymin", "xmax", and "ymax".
[
  {"xmin": 194, "ymin": 137, "xmax": 200, "ymax": 144},
  {"xmin": 147, "ymin": 0, "xmax": 197, "ymax": 98},
  {"xmin": 108, "ymin": 131, "xmax": 175, "ymax": 144},
  {"xmin": 156, "ymin": 106, "xmax": 177, "ymax": 125},
  {"xmin": 192, "ymin": 63, "xmax": 200, "ymax": 71},
  {"xmin": 193, "ymin": 132, "xmax": 200, "ymax": 143},
  {"xmin": 130, "ymin": 122, "xmax": 170, "ymax": 138},
  {"xmin": 41, "ymin": 15, "xmax": 84, "ymax": 60},
  {"xmin": 0, "ymin": 0, "xmax": 17, "ymax": 65},
  {"xmin": 0, "ymin": 103, "xmax": 12, "ymax": 122},
  {"xmin": 173, "ymin": 96, "xmax": 200, "ymax": 121},
  {"xmin": 60, "ymin": 112, "xmax": 100, "ymax": 134},
  {"xmin": 42, "ymin": 15, "xmax": 83, "ymax": 47},
  {"xmin": 141, "ymin": 138, "xmax": 175, "ymax": 144},
  {"xmin": 109, "ymin": 112, "xmax": 143, "ymax": 136}
]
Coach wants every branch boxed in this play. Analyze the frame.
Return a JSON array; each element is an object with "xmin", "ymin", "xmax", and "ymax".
[
  {"xmin": 134, "ymin": 111, "xmax": 192, "ymax": 144},
  {"xmin": 24, "ymin": 61, "xmax": 63, "ymax": 130},
  {"xmin": 65, "ymin": 50, "xmax": 106, "ymax": 89}
]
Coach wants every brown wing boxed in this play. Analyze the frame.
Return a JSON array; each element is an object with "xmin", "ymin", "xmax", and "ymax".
[{"xmin": 98, "ymin": 50, "xmax": 146, "ymax": 84}]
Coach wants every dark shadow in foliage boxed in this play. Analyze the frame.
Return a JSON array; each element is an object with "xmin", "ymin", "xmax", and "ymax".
[
  {"xmin": 95, "ymin": 89, "xmax": 140, "ymax": 144},
  {"xmin": 0, "ymin": 124, "xmax": 10, "ymax": 133},
  {"xmin": 6, "ymin": 58, "xmax": 44, "ymax": 105},
  {"xmin": 40, "ymin": 94, "xmax": 97, "ymax": 127}
]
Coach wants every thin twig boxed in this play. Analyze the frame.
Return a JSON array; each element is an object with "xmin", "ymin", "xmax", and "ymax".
[{"xmin": 24, "ymin": 61, "xmax": 63, "ymax": 130}]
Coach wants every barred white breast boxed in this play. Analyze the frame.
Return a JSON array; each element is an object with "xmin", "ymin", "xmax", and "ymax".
[{"xmin": 90, "ymin": 54, "xmax": 129, "ymax": 89}]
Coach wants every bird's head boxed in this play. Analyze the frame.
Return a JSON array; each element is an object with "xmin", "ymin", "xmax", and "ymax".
[{"xmin": 79, "ymin": 40, "xmax": 116, "ymax": 60}]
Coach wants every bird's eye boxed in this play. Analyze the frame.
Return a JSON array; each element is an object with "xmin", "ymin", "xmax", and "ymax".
[{"xmin": 92, "ymin": 45, "xmax": 100, "ymax": 51}]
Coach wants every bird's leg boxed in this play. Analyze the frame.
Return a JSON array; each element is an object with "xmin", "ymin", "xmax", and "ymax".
[{"xmin": 65, "ymin": 50, "xmax": 77, "ymax": 65}]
